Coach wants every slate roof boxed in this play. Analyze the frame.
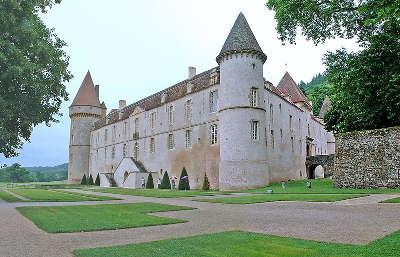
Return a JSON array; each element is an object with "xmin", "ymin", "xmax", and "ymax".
[
  {"xmin": 94, "ymin": 67, "xmax": 219, "ymax": 129},
  {"xmin": 71, "ymin": 71, "xmax": 101, "ymax": 107},
  {"xmin": 277, "ymin": 72, "xmax": 311, "ymax": 108},
  {"xmin": 216, "ymin": 12, "xmax": 267, "ymax": 63}
]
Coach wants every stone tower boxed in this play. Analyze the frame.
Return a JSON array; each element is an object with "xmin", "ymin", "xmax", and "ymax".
[
  {"xmin": 68, "ymin": 71, "xmax": 102, "ymax": 183},
  {"xmin": 217, "ymin": 13, "xmax": 268, "ymax": 190}
]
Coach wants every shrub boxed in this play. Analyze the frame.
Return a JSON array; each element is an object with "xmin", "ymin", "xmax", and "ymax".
[
  {"xmin": 87, "ymin": 174, "xmax": 94, "ymax": 185},
  {"xmin": 202, "ymin": 173, "xmax": 210, "ymax": 191},
  {"xmin": 146, "ymin": 173, "xmax": 154, "ymax": 189},
  {"xmin": 178, "ymin": 167, "xmax": 190, "ymax": 190},
  {"xmin": 159, "ymin": 171, "xmax": 171, "ymax": 189},
  {"xmin": 80, "ymin": 174, "xmax": 87, "ymax": 185},
  {"xmin": 94, "ymin": 173, "xmax": 100, "ymax": 186}
]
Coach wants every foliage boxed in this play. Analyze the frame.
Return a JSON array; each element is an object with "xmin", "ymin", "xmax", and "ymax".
[
  {"xmin": 202, "ymin": 173, "xmax": 210, "ymax": 191},
  {"xmin": 87, "ymin": 174, "xmax": 94, "ymax": 186},
  {"xmin": 178, "ymin": 167, "xmax": 190, "ymax": 190},
  {"xmin": 266, "ymin": 0, "xmax": 400, "ymax": 132},
  {"xmin": 0, "ymin": 163, "xmax": 34, "ymax": 182},
  {"xmin": 17, "ymin": 202, "xmax": 192, "ymax": 233},
  {"xmin": 146, "ymin": 173, "xmax": 154, "ymax": 189},
  {"xmin": 80, "ymin": 174, "xmax": 87, "ymax": 185},
  {"xmin": 299, "ymin": 74, "xmax": 332, "ymax": 115},
  {"xmin": 159, "ymin": 171, "xmax": 171, "ymax": 189},
  {"xmin": 0, "ymin": 0, "xmax": 72, "ymax": 157},
  {"xmin": 25, "ymin": 163, "xmax": 67, "ymax": 182},
  {"xmin": 74, "ymin": 230, "xmax": 400, "ymax": 257},
  {"xmin": 94, "ymin": 173, "xmax": 100, "ymax": 186}
]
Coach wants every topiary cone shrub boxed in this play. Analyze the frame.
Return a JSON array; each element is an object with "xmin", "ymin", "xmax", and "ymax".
[
  {"xmin": 88, "ymin": 174, "xmax": 94, "ymax": 185},
  {"xmin": 146, "ymin": 173, "xmax": 154, "ymax": 189},
  {"xmin": 202, "ymin": 173, "xmax": 210, "ymax": 191},
  {"xmin": 95, "ymin": 173, "xmax": 100, "ymax": 186},
  {"xmin": 159, "ymin": 171, "xmax": 171, "ymax": 189},
  {"xmin": 80, "ymin": 174, "xmax": 87, "ymax": 185},
  {"xmin": 178, "ymin": 167, "xmax": 190, "ymax": 190}
]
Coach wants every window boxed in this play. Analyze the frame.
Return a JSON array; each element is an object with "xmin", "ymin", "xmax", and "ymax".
[
  {"xmin": 134, "ymin": 118, "xmax": 139, "ymax": 133},
  {"xmin": 168, "ymin": 133, "xmax": 174, "ymax": 150},
  {"xmin": 270, "ymin": 130, "xmax": 275, "ymax": 149},
  {"xmin": 104, "ymin": 129, "xmax": 108, "ymax": 142},
  {"xmin": 134, "ymin": 142, "xmax": 139, "ymax": 160},
  {"xmin": 210, "ymin": 124, "xmax": 218, "ymax": 145},
  {"xmin": 291, "ymin": 136, "xmax": 294, "ymax": 152},
  {"xmin": 279, "ymin": 103, "xmax": 282, "ymax": 112},
  {"xmin": 168, "ymin": 106, "xmax": 174, "ymax": 125},
  {"xmin": 150, "ymin": 138, "xmax": 155, "ymax": 153},
  {"xmin": 185, "ymin": 99, "xmax": 192, "ymax": 123},
  {"xmin": 250, "ymin": 88, "xmax": 258, "ymax": 107},
  {"xmin": 151, "ymin": 112, "xmax": 156, "ymax": 130},
  {"xmin": 251, "ymin": 121, "xmax": 259, "ymax": 140},
  {"xmin": 124, "ymin": 121, "xmax": 128, "ymax": 136},
  {"xmin": 289, "ymin": 115, "xmax": 293, "ymax": 131},
  {"xmin": 112, "ymin": 125, "xmax": 116, "ymax": 141},
  {"xmin": 123, "ymin": 144, "xmax": 127, "ymax": 157},
  {"xmin": 209, "ymin": 90, "xmax": 218, "ymax": 113},
  {"xmin": 270, "ymin": 104, "xmax": 274, "ymax": 125},
  {"xmin": 111, "ymin": 146, "xmax": 115, "ymax": 159},
  {"xmin": 185, "ymin": 130, "xmax": 192, "ymax": 148},
  {"xmin": 280, "ymin": 128, "xmax": 283, "ymax": 142}
]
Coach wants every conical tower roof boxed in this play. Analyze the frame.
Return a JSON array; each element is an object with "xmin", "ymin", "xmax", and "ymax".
[
  {"xmin": 71, "ymin": 71, "xmax": 101, "ymax": 107},
  {"xmin": 216, "ymin": 12, "xmax": 266, "ymax": 63},
  {"xmin": 277, "ymin": 72, "xmax": 310, "ymax": 105}
]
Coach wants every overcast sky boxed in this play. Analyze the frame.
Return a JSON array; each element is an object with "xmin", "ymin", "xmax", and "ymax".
[{"xmin": 0, "ymin": 0, "xmax": 358, "ymax": 167}]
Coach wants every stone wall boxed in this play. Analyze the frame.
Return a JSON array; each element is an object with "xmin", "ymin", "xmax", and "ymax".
[{"xmin": 333, "ymin": 126, "xmax": 400, "ymax": 188}]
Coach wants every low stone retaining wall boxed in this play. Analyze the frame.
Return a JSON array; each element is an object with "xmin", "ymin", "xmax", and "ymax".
[{"xmin": 333, "ymin": 126, "xmax": 400, "ymax": 188}]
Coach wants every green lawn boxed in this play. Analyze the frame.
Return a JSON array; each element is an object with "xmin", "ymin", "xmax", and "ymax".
[
  {"xmin": 196, "ymin": 193, "xmax": 365, "ymax": 204},
  {"xmin": 74, "ymin": 230, "xmax": 400, "ymax": 257},
  {"xmin": 89, "ymin": 188, "xmax": 231, "ymax": 198},
  {"xmin": 248, "ymin": 179, "xmax": 400, "ymax": 194},
  {"xmin": 0, "ymin": 189, "xmax": 25, "ymax": 202},
  {"xmin": 17, "ymin": 202, "xmax": 194, "ymax": 233},
  {"xmin": 9, "ymin": 189, "xmax": 118, "ymax": 202},
  {"xmin": 382, "ymin": 197, "xmax": 400, "ymax": 203}
]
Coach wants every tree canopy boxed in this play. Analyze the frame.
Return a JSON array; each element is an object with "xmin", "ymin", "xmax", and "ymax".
[
  {"xmin": 0, "ymin": 0, "xmax": 72, "ymax": 157},
  {"xmin": 267, "ymin": 0, "xmax": 400, "ymax": 132}
]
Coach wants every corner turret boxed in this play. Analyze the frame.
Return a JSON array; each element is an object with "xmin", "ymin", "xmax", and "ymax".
[{"xmin": 68, "ymin": 71, "xmax": 103, "ymax": 183}]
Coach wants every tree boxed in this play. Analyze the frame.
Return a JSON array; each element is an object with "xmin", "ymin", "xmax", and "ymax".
[
  {"xmin": 146, "ymin": 173, "xmax": 154, "ymax": 189},
  {"xmin": 0, "ymin": 0, "xmax": 72, "ymax": 157},
  {"xmin": 87, "ymin": 174, "xmax": 94, "ymax": 185},
  {"xmin": 266, "ymin": 0, "xmax": 400, "ymax": 132},
  {"xmin": 80, "ymin": 174, "xmax": 87, "ymax": 185},
  {"xmin": 94, "ymin": 173, "xmax": 100, "ymax": 186},
  {"xmin": 0, "ymin": 163, "xmax": 34, "ymax": 183},
  {"xmin": 178, "ymin": 167, "xmax": 190, "ymax": 190},
  {"xmin": 202, "ymin": 173, "xmax": 210, "ymax": 191},
  {"xmin": 159, "ymin": 171, "xmax": 171, "ymax": 189}
]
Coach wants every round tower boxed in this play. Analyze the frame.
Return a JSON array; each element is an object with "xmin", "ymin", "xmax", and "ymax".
[
  {"xmin": 217, "ymin": 13, "xmax": 268, "ymax": 190},
  {"xmin": 68, "ymin": 71, "xmax": 102, "ymax": 183}
]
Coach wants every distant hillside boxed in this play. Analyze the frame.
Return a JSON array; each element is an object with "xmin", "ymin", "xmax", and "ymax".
[
  {"xmin": 299, "ymin": 74, "xmax": 332, "ymax": 116},
  {"xmin": 25, "ymin": 163, "xmax": 68, "ymax": 182}
]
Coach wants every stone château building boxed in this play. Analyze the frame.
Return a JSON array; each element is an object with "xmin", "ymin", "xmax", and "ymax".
[{"xmin": 68, "ymin": 13, "xmax": 335, "ymax": 190}]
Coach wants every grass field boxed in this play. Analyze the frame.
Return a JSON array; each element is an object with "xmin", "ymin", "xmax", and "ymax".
[
  {"xmin": 196, "ymin": 193, "xmax": 365, "ymax": 204},
  {"xmin": 89, "ymin": 188, "xmax": 231, "ymax": 198},
  {"xmin": 382, "ymin": 197, "xmax": 400, "ymax": 203},
  {"xmin": 249, "ymin": 179, "xmax": 400, "ymax": 194},
  {"xmin": 17, "ymin": 202, "xmax": 193, "ymax": 233},
  {"xmin": 74, "ymin": 230, "xmax": 400, "ymax": 257},
  {"xmin": 0, "ymin": 190, "xmax": 25, "ymax": 202},
  {"xmin": 9, "ymin": 189, "xmax": 118, "ymax": 202}
]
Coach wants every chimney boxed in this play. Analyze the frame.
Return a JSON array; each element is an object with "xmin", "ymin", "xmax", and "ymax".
[
  {"xmin": 95, "ymin": 85, "xmax": 100, "ymax": 100},
  {"xmin": 118, "ymin": 100, "xmax": 126, "ymax": 119},
  {"xmin": 188, "ymin": 66, "xmax": 196, "ymax": 79}
]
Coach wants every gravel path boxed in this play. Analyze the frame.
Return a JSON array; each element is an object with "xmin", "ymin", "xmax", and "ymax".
[{"xmin": 0, "ymin": 190, "xmax": 399, "ymax": 257}]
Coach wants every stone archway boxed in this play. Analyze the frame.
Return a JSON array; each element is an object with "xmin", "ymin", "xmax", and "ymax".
[{"xmin": 305, "ymin": 155, "xmax": 335, "ymax": 179}]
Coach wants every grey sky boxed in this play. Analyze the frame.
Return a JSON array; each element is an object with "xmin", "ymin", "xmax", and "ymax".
[{"xmin": 0, "ymin": 0, "xmax": 358, "ymax": 166}]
